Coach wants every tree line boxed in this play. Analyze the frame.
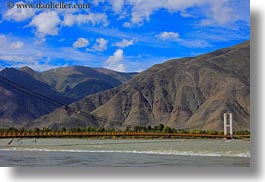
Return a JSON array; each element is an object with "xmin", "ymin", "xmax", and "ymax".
[{"xmin": 0, "ymin": 124, "xmax": 250, "ymax": 135}]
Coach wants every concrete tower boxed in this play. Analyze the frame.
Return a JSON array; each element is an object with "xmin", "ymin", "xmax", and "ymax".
[{"xmin": 224, "ymin": 113, "xmax": 233, "ymax": 136}]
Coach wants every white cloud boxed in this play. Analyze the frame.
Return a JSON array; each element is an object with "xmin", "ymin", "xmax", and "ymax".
[
  {"xmin": 110, "ymin": 0, "xmax": 124, "ymax": 13},
  {"xmin": 10, "ymin": 41, "xmax": 24, "ymax": 49},
  {"xmin": 125, "ymin": 0, "xmax": 207, "ymax": 26},
  {"xmin": 4, "ymin": 1, "xmax": 36, "ymax": 22},
  {"xmin": 0, "ymin": 36, "xmax": 48, "ymax": 68},
  {"xmin": 123, "ymin": 22, "xmax": 132, "ymax": 28},
  {"xmin": 62, "ymin": 13, "xmax": 108, "ymax": 27},
  {"xmin": 113, "ymin": 39, "xmax": 134, "ymax": 48},
  {"xmin": 91, "ymin": 38, "xmax": 108, "ymax": 51},
  {"xmin": 123, "ymin": 0, "xmax": 248, "ymax": 27},
  {"xmin": 16, "ymin": 63, "xmax": 58, "ymax": 71},
  {"xmin": 0, "ymin": 34, "xmax": 106, "ymax": 72},
  {"xmin": 0, "ymin": 34, "xmax": 6, "ymax": 39},
  {"xmin": 199, "ymin": 1, "xmax": 248, "ymax": 26},
  {"xmin": 73, "ymin": 38, "xmax": 89, "ymax": 48},
  {"xmin": 105, "ymin": 49, "xmax": 125, "ymax": 72},
  {"xmin": 0, "ymin": 52, "xmax": 58, "ymax": 71},
  {"xmin": 93, "ymin": 0, "xmax": 105, "ymax": 5},
  {"xmin": 0, "ymin": 55, "xmax": 34, "ymax": 63},
  {"xmin": 62, "ymin": 14, "xmax": 75, "ymax": 26},
  {"xmin": 179, "ymin": 39, "xmax": 211, "ymax": 48},
  {"xmin": 93, "ymin": 0, "xmax": 124, "ymax": 13},
  {"xmin": 0, "ymin": 35, "xmax": 7, "ymax": 45},
  {"xmin": 29, "ymin": 11, "xmax": 61, "ymax": 36},
  {"xmin": 0, "ymin": 35, "xmax": 25, "ymax": 50},
  {"xmin": 158, "ymin": 32, "xmax": 180, "ymax": 41},
  {"xmin": 157, "ymin": 32, "xmax": 211, "ymax": 48}
]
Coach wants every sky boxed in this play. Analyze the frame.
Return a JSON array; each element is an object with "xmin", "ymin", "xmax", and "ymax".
[{"xmin": 0, "ymin": 0, "xmax": 250, "ymax": 72}]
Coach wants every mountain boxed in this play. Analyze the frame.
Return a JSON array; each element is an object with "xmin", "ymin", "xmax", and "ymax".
[
  {"xmin": 20, "ymin": 66, "xmax": 137, "ymax": 100},
  {"xmin": 0, "ymin": 68, "xmax": 72, "ymax": 128},
  {"xmin": 0, "ymin": 66, "xmax": 136, "ymax": 128},
  {"xmin": 28, "ymin": 41, "xmax": 250, "ymax": 131}
]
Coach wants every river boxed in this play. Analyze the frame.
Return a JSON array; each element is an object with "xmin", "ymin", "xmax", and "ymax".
[{"xmin": 0, "ymin": 138, "xmax": 250, "ymax": 167}]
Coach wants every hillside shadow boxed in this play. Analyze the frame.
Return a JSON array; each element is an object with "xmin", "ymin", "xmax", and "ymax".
[{"xmin": 10, "ymin": 11, "xmax": 261, "ymax": 179}]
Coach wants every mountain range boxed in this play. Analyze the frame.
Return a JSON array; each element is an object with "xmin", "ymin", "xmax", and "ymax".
[
  {"xmin": 0, "ymin": 41, "xmax": 250, "ymax": 131},
  {"xmin": 25, "ymin": 41, "xmax": 250, "ymax": 131},
  {"xmin": 0, "ymin": 66, "xmax": 136, "ymax": 128}
]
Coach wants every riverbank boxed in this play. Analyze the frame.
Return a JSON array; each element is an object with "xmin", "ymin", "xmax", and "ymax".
[{"xmin": 0, "ymin": 131, "xmax": 250, "ymax": 140}]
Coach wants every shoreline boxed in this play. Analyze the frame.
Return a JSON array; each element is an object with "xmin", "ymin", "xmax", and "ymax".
[
  {"xmin": 0, "ymin": 136, "xmax": 250, "ymax": 140},
  {"xmin": 0, "ymin": 131, "xmax": 250, "ymax": 140}
]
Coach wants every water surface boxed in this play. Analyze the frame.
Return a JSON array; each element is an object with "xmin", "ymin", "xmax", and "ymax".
[{"xmin": 0, "ymin": 138, "xmax": 250, "ymax": 167}]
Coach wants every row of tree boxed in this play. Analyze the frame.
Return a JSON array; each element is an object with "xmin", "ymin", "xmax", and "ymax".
[{"xmin": 0, "ymin": 124, "xmax": 250, "ymax": 135}]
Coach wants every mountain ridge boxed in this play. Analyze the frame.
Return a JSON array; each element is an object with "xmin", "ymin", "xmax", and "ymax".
[
  {"xmin": 0, "ymin": 66, "xmax": 136, "ymax": 128},
  {"xmin": 28, "ymin": 41, "xmax": 250, "ymax": 130}
]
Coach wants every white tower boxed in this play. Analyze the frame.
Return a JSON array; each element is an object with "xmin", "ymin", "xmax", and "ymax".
[{"xmin": 223, "ymin": 113, "xmax": 233, "ymax": 136}]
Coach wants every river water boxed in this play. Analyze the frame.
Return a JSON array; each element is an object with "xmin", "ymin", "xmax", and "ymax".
[{"xmin": 0, "ymin": 138, "xmax": 250, "ymax": 167}]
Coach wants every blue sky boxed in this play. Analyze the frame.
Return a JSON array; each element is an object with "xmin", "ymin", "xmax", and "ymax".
[{"xmin": 0, "ymin": 0, "xmax": 250, "ymax": 72}]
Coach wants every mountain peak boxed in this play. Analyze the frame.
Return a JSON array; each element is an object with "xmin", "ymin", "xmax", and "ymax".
[
  {"xmin": 19, "ymin": 66, "xmax": 37, "ymax": 75},
  {"xmin": 20, "ymin": 66, "xmax": 34, "ymax": 71}
]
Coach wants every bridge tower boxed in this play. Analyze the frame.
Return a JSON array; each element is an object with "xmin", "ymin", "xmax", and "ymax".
[{"xmin": 223, "ymin": 113, "xmax": 233, "ymax": 137}]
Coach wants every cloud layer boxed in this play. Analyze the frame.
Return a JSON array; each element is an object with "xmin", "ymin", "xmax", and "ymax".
[
  {"xmin": 4, "ymin": 1, "xmax": 36, "ymax": 21},
  {"xmin": 10, "ymin": 41, "xmax": 24, "ymax": 49},
  {"xmin": 62, "ymin": 13, "xmax": 108, "ymax": 27},
  {"xmin": 0, "ymin": 0, "xmax": 249, "ymax": 72}
]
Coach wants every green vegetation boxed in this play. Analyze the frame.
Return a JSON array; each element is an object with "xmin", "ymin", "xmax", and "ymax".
[{"xmin": 0, "ymin": 124, "xmax": 250, "ymax": 136}]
